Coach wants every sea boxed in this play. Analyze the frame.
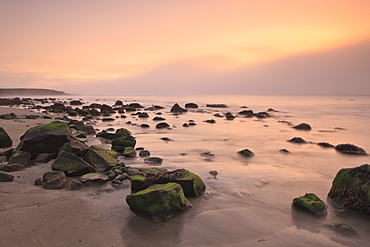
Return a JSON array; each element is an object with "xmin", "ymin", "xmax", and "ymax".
[{"xmin": 24, "ymin": 94, "xmax": 370, "ymax": 246}]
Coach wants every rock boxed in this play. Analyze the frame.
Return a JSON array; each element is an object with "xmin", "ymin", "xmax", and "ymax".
[
  {"xmin": 182, "ymin": 123, "xmax": 189, "ymax": 127},
  {"xmin": 128, "ymin": 103, "xmax": 144, "ymax": 109},
  {"xmin": 34, "ymin": 153, "xmax": 57, "ymax": 163},
  {"xmin": 328, "ymin": 164, "xmax": 370, "ymax": 215},
  {"xmin": 238, "ymin": 110, "xmax": 254, "ymax": 116},
  {"xmin": 206, "ymin": 104, "xmax": 228, "ymax": 108},
  {"xmin": 255, "ymin": 112, "xmax": 270, "ymax": 118},
  {"xmin": 114, "ymin": 100, "xmax": 123, "ymax": 106},
  {"xmin": 0, "ymin": 127, "xmax": 12, "ymax": 148},
  {"xmin": 137, "ymin": 167, "xmax": 168, "ymax": 176},
  {"xmin": 237, "ymin": 149, "xmax": 254, "ymax": 158},
  {"xmin": 0, "ymin": 171, "xmax": 14, "ymax": 182},
  {"xmin": 85, "ymin": 145, "xmax": 118, "ymax": 172},
  {"xmin": 170, "ymin": 103, "xmax": 187, "ymax": 113},
  {"xmin": 225, "ymin": 112, "xmax": 235, "ymax": 120},
  {"xmin": 15, "ymin": 121, "xmax": 74, "ymax": 158},
  {"xmin": 42, "ymin": 171, "xmax": 67, "ymax": 190},
  {"xmin": 70, "ymin": 180, "xmax": 84, "ymax": 190},
  {"xmin": 156, "ymin": 122, "xmax": 170, "ymax": 129},
  {"xmin": 153, "ymin": 116, "xmax": 166, "ymax": 121},
  {"xmin": 204, "ymin": 119, "xmax": 216, "ymax": 123},
  {"xmin": 292, "ymin": 193, "xmax": 327, "ymax": 217},
  {"xmin": 335, "ymin": 144, "xmax": 367, "ymax": 155},
  {"xmin": 111, "ymin": 135, "xmax": 136, "ymax": 150},
  {"xmin": 0, "ymin": 156, "xmax": 7, "ymax": 163},
  {"xmin": 144, "ymin": 157, "xmax": 163, "ymax": 165},
  {"xmin": 126, "ymin": 182, "xmax": 192, "ymax": 222},
  {"xmin": 201, "ymin": 151, "xmax": 214, "ymax": 157},
  {"xmin": 139, "ymin": 150, "xmax": 150, "ymax": 157},
  {"xmin": 80, "ymin": 173, "xmax": 109, "ymax": 185},
  {"xmin": 137, "ymin": 112, "xmax": 149, "ymax": 118},
  {"xmin": 8, "ymin": 151, "xmax": 31, "ymax": 167},
  {"xmin": 78, "ymin": 125, "xmax": 96, "ymax": 135},
  {"xmin": 75, "ymin": 131, "xmax": 87, "ymax": 138},
  {"xmin": 185, "ymin": 103, "xmax": 198, "ymax": 108},
  {"xmin": 51, "ymin": 151, "xmax": 95, "ymax": 176},
  {"xmin": 292, "ymin": 123, "xmax": 312, "ymax": 130},
  {"xmin": 69, "ymin": 100, "xmax": 82, "ymax": 105},
  {"xmin": 123, "ymin": 147, "xmax": 137, "ymax": 158},
  {"xmin": 140, "ymin": 124, "xmax": 150, "ymax": 128},
  {"xmin": 0, "ymin": 148, "xmax": 14, "ymax": 159},
  {"xmin": 288, "ymin": 137, "xmax": 307, "ymax": 144},
  {"xmin": 279, "ymin": 149, "xmax": 290, "ymax": 153},
  {"xmin": 0, "ymin": 163, "xmax": 26, "ymax": 172},
  {"xmin": 160, "ymin": 137, "xmax": 173, "ymax": 141},
  {"xmin": 59, "ymin": 140, "xmax": 89, "ymax": 157},
  {"xmin": 0, "ymin": 112, "xmax": 18, "ymax": 119},
  {"xmin": 323, "ymin": 222, "xmax": 357, "ymax": 237},
  {"xmin": 317, "ymin": 142, "xmax": 335, "ymax": 148},
  {"xmin": 102, "ymin": 118, "xmax": 115, "ymax": 122},
  {"xmin": 34, "ymin": 178, "xmax": 43, "ymax": 185}
]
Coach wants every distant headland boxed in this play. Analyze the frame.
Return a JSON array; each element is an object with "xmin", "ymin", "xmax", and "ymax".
[{"xmin": 0, "ymin": 88, "xmax": 67, "ymax": 96}]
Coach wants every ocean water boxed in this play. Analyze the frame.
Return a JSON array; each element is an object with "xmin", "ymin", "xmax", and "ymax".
[{"xmin": 35, "ymin": 94, "xmax": 370, "ymax": 246}]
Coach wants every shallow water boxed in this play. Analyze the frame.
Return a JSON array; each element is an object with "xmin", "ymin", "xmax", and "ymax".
[{"xmin": 35, "ymin": 95, "xmax": 370, "ymax": 246}]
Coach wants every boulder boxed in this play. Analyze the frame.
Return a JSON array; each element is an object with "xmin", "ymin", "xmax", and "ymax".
[
  {"xmin": 15, "ymin": 121, "xmax": 74, "ymax": 158},
  {"xmin": 292, "ymin": 193, "xmax": 327, "ymax": 217},
  {"xmin": 292, "ymin": 123, "xmax": 312, "ymax": 130},
  {"xmin": 78, "ymin": 125, "xmax": 96, "ymax": 135},
  {"xmin": 139, "ymin": 150, "xmax": 150, "ymax": 157},
  {"xmin": 59, "ymin": 140, "xmax": 89, "ymax": 157},
  {"xmin": 328, "ymin": 164, "xmax": 370, "ymax": 215},
  {"xmin": 84, "ymin": 145, "xmax": 118, "ymax": 172},
  {"xmin": 0, "ymin": 171, "xmax": 14, "ymax": 182},
  {"xmin": 156, "ymin": 122, "xmax": 170, "ymax": 129},
  {"xmin": 80, "ymin": 173, "xmax": 109, "ymax": 185},
  {"xmin": 123, "ymin": 147, "xmax": 136, "ymax": 158},
  {"xmin": 111, "ymin": 135, "xmax": 136, "ymax": 151},
  {"xmin": 51, "ymin": 151, "xmax": 95, "ymax": 176},
  {"xmin": 237, "ymin": 149, "xmax": 254, "ymax": 158},
  {"xmin": 144, "ymin": 157, "xmax": 163, "ymax": 165},
  {"xmin": 137, "ymin": 112, "xmax": 149, "ymax": 118},
  {"xmin": 153, "ymin": 116, "xmax": 166, "ymax": 121},
  {"xmin": 34, "ymin": 153, "xmax": 57, "ymax": 163},
  {"xmin": 8, "ymin": 151, "xmax": 31, "ymax": 167},
  {"xmin": 75, "ymin": 131, "xmax": 87, "ymax": 138},
  {"xmin": 323, "ymin": 222, "xmax": 357, "ymax": 237},
  {"xmin": 170, "ymin": 103, "xmax": 187, "ymax": 113},
  {"xmin": 42, "ymin": 171, "xmax": 67, "ymax": 190},
  {"xmin": 126, "ymin": 182, "xmax": 192, "ymax": 222},
  {"xmin": 114, "ymin": 100, "xmax": 123, "ymax": 106},
  {"xmin": 288, "ymin": 137, "xmax": 307, "ymax": 144},
  {"xmin": 335, "ymin": 144, "xmax": 367, "ymax": 155},
  {"xmin": 0, "ymin": 163, "xmax": 26, "ymax": 172},
  {"xmin": 0, "ymin": 127, "xmax": 12, "ymax": 148},
  {"xmin": 185, "ymin": 103, "xmax": 198, "ymax": 108}
]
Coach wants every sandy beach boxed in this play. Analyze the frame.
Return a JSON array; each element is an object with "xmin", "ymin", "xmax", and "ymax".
[{"xmin": 0, "ymin": 106, "xmax": 125, "ymax": 247}]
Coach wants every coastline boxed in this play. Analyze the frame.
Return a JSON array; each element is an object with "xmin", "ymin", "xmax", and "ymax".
[{"xmin": 0, "ymin": 106, "xmax": 125, "ymax": 247}]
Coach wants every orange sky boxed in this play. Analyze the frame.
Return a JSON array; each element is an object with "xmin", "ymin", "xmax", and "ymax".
[{"xmin": 1, "ymin": 0, "xmax": 370, "ymax": 94}]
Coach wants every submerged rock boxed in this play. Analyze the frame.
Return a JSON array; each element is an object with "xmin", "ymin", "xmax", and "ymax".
[
  {"xmin": 51, "ymin": 151, "xmax": 95, "ymax": 176},
  {"xmin": 126, "ymin": 182, "xmax": 192, "ymax": 222},
  {"xmin": 16, "ymin": 121, "xmax": 74, "ymax": 158},
  {"xmin": 288, "ymin": 137, "xmax": 307, "ymax": 144},
  {"xmin": 328, "ymin": 164, "xmax": 370, "ymax": 215},
  {"xmin": 237, "ymin": 149, "xmax": 255, "ymax": 158},
  {"xmin": 292, "ymin": 193, "xmax": 327, "ymax": 217},
  {"xmin": 0, "ymin": 127, "xmax": 12, "ymax": 148},
  {"xmin": 323, "ymin": 222, "xmax": 357, "ymax": 237},
  {"xmin": 292, "ymin": 123, "xmax": 312, "ymax": 130},
  {"xmin": 335, "ymin": 144, "xmax": 367, "ymax": 155}
]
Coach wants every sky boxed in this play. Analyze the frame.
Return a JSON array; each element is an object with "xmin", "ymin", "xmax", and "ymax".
[{"xmin": 1, "ymin": 0, "xmax": 370, "ymax": 95}]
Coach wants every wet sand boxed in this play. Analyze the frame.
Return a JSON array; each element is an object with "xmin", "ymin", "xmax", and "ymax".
[{"xmin": 0, "ymin": 107, "xmax": 124, "ymax": 246}]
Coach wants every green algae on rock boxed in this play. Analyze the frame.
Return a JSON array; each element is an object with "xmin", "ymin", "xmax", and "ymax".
[
  {"xmin": 42, "ymin": 171, "xmax": 67, "ymax": 190},
  {"xmin": 237, "ymin": 149, "xmax": 255, "ymax": 158},
  {"xmin": 328, "ymin": 164, "xmax": 370, "ymax": 215},
  {"xmin": 59, "ymin": 140, "xmax": 89, "ymax": 157},
  {"xmin": 80, "ymin": 173, "xmax": 109, "ymax": 185},
  {"xmin": 323, "ymin": 222, "xmax": 357, "ymax": 237},
  {"xmin": 0, "ymin": 163, "xmax": 26, "ymax": 172},
  {"xmin": 292, "ymin": 193, "xmax": 327, "ymax": 217},
  {"xmin": 123, "ymin": 147, "xmax": 136, "ymax": 157},
  {"xmin": 16, "ymin": 121, "xmax": 74, "ymax": 158},
  {"xmin": 111, "ymin": 135, "xmax": 136, "ymax": 151},
  {"xmin": 84, "ymin": 145, "xmax": 118, "ymax": 172},
  {"xmin": 7, "ymin": 151, "xmax": 31, "ymax": 167},
  {"xmin": 144, "ymin": 157, "xmax": 163, "ymax": 165},
  {"xmin": 126, "ymin": 182, "xmax": 192, "ymax": 222},
  {"xmin": 51, "ymin": 151, "xmax": 95, "ymax": 176}
]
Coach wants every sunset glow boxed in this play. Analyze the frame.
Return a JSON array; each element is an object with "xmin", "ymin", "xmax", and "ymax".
[{"xmin": 1, "ymin": 0, "xmax": 370, "ymax": 94}]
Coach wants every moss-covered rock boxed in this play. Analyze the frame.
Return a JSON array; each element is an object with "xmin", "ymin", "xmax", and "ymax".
[
  {"xmin": 139, "ymin": 150, "xmax": 150, "ymax": 157},
  {"xmin": 84, "ymin": 145, "xmax": 118, "ymax": 172},
  {"xmin": 130, "ymin": 175, "xmax": 147, "ymax": 192},
  {"xmin": 126, "ymin": 182, "xmax": 192, "ymax": 222},
  {"xmin": 175, "ymin": 170, "xmax": 206, "ymax": 197},
  {"xmin": 42, "ymin": 171, "xmax": 67, "ymax": 190},
  {"xmin": 323, "ymin": 222, "xmax": 357, "ymax": 237},
  {"xmin": 123, "ymin": 147, "xmax": 136, "ymax": 157},
  {"xmin": 144, "ymin": 157, "xmax": 163, "ymax": 165},
  {"xmin": 59, "ymin": 140, "xmax": 89, "ymax": 157},
  {"xmin": 78, "ymin": 125, "xmax": 96, "ymax": 135},
  {"xmin": 0, "ymin": 163, "xmax": 26, "ymax": 172},
  {"xmin": 292, "ymin": 193, "xmax": 327, "ymax": 217},
  {"xmin": 335, "ymin": 144, "xmax": 367, "ymax": 155},
  {"xmin": 75, "ymin": 131, "xmax": 87, "ymax": 138},
  {"xmin": 8, "ymin": 151, "xmax": 31, "ymax": 167},
  {"xmin": 112, "ymin": 135, "xmax": 136, "ymax": 150},
  {"xmin": 80, "ymin": 173, "xmax": 109, "ymax": 185},
  {"xmin": 328, "ymin": 164, "xmax": 370, "ymax": 215},
  {"xmin": 16, "ymin": 121, "xmax": 74, "ymax": 158},
  {"xmin": 51, "ymin": 151, "xmax": 95, "ymax": 176},
  {"xmin": 0, "ymin": 127, "xmax": 12, "ymax": 148},
  {"xmin": 237, "ymin": 149, "xmax": 254, "ymax": 158}
]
